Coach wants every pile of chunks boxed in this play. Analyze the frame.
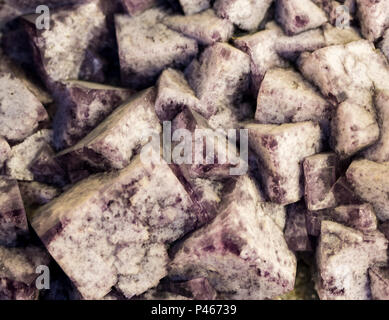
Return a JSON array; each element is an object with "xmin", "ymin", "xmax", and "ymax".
[{"xmin": 1, "ymin": 0, "xmax": 389, "ymax": 301}]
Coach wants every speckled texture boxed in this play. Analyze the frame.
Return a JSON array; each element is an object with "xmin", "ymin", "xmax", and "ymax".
[
  {"xmin": 179, "ymin": 0, "xmax": 210, "ymax": 15},
  {"xmin": 169, "ymin": 174, "xmax": 297, "ymax": 299},
  {"xmin": 58, "ymin": 88, "xmax": 161, "ymax": 170},
  {"xmin": 255, "ymin": 68, "xmax": 332, "ymax": 129},
  {"xmin": 246, "ymin": 121, "xmax": 322, "ymax": 205},
  {"xmin": 185, "ymin": 42, "xmax": 250, "ymax": 122},
  {"xmin": 356, "ymin": 0, "xmax": 389, "ymax": 41},
  {"xmin": 53, "ymin": 80, "xmax": 134, "ymax": 150},
  {"xmin": 284, "ymin": 202, "xmax": 312, "ymax": 252},
  {"xmin": 6, "ymin": 130, "xmax": 53, "ymax": 181},
  {"xmin": 369, "ymin": 265, "xmax": 389, "ymax": 300},
  {"xmin": 364, "ymin": 90, "xmax": 389, "ymax": 162},
  {"xmin": 155, "ymin": 68, "xmax": 203, "ymax": 121},
  {"xmin": 332, "ymin": 203, "xmax": 377, "ymax": 232},
  {"xmin": 0, "ymin": 71, "xmax": 48, "ymax": 143},
  {"xmin": 0, "ymin": 245, "xmax": 50, "ymax": 300},
  {"xmin": 30, "ymin": 155, "xmax": 201, "ymax": 299},
  {"xmin": 115, "ymin": 8, "xmax": 198, "ymax": 89},
  {"xmin": 24, "ymin": 1, "xmax": 108, "ymax": 89},
  {"xmin": 303, "ymin": 153, "xmax": 339, "ymax": 211},
  {"xmin": 163, "ymin": 9, "xmax": 234, "ymax": 46},
  {"xmin": 121, "ymin": 0, "xmax": 157, "ymax": 15},
  {"xmin": 316, "ymin": 221, "xmax": 388, "ymax": 300},
  {"xmin": 0, "ymin": 177, "xmax": 29, "ymax": 246},
  {"xmin": 214, "ymin": 0, "xmax": 273, "ymax": 31},
  {"xmin": 346, "ymin": 160, "xmax": 389, "ymax": 222}
]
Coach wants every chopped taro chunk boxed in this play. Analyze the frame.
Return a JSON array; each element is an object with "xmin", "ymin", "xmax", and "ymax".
[
  {"xmin": 332, "ymin": 203, "xmax": 377, "ymax": 232},
  {"xmin": 155, "ymin": 68, "xmax": 203, "ymax": 121},
  {"xmin": 259, "ymin": 202, "xmax": 287, "ymax": 231},
  {"xmin": 169, "ymin": 174, "xmax": 297, "ymax": 300},
  {"xmin": 164, "ymin": 278, "xmax": 217, "ymax": 300},
  {"xmin": 331, "ymin": 97, "xmax": 379, "ymax": 159},
  {"xmin": 6, "ymin": 130, "xmax": 53, "ymax": 181},
  {"xmin": 121, "ymin": 0, "xmax": 157, "ymax": 15},
  {"xmin": 23, "ymin": 1, "xmax": 108, "ymax": 90},
  {"xmin": 115, "ymin": 9, "xmax": 198, "ymax": 89},
  {"xmin": 303, "ymin": 153, "xmax": 339, "ymax": 211},
  {"xmin": 275, "ymin": 0, "xmax": 328, "ymax": 35},
  {"xmin": 178, "ymin": 0, "xmax": 210, "ymax": 15},
  {"xmin": 30, "ymin": 155, "xmax": 201, "ymax": 300},
  {"xmin": 322, "ymin": 23, "xmax": 361, "ymax": 46},
  {"xmin": 0, "ymin": 177, "xmax": 29, "ymax": 246},
  {"xmin": 53, "ymin": 80, "xmax": 134, "ymax": 150},
  {"xmin": 298, "ymin": 40, "xmax": 389, "ymax": 104},
  {"xmin": 19, "ymin": 182, "xmax": 60, "ymax": 207},
  {"xmin": 330, "ymin": 175, "xmax": 362, "ymax": 207},
  {"xmin": 163, "ymin": 9, "xmax": 234, "ymax": 46},
  {"xmin": 171, "ymin": 163, "xmax": 224, "ymax": 227},
  {"xmin": 356, "ymin": 0, "xmax": 389, "ymax": 41},
  {"xmin": 346, "ymin": 160, "xmax": 389, "ymax": 222},
  {"xmin": 214, "ymin": 0, "xmax": 273, "ymax": 31},
  {"xmin": 185, "ymin": 42, "xmax": 250, "ymax": 119},
  {"xmin": 57, "ymin": 88, "xmax": 161, "ymax": 171},
  {"xmin": 245, "ymin": 122, "xmax": 322, "ymax": 205},
  {"xmin": 0, "ymin": 53, "xmax": 52, "ymax": 105},
  {"xmin": 369, "ymin": 266, "xmax": 389, "ymax": 300},
  {"xmin": 0, "ymin": 245, "xmax": 50, "ymax": 300},
  {"xmin": 234, "ymin": 28, "xmax": 289, "ymax": 94},
  {"xmin": 171, "ymin": 107, "xmax": 240, "ymax": 179},
  {"xmin": 380, "ymin": 29, "xmax": 389, "ymax": 62},
  {"xmin": 0, "ymin": 137, "xmax": 10, "ymax": 170},
  {"xmin": 364, "ymin": 90, "xmax": 389, "ymax": 162},
  {"xmin": 29, "ymin": 145, "xmax": 67, "ymax": 188},
  {"xmin": 0, "ymin": 71, "xmax": 48, "ymax": 143},
  {"xmin": 316, "ymin": 221, "xmax": 388, "ymax": 300},
  {"xmin": 284, "ymin": 202, "xmax": 312, "ymax": 252},
  {"xmin": 275, "ymin": 28, "xmax": 326, "ymax": 60},
  {"xmin": 255, "ymin": 68, "xmax": 332, "ymax": 131}
]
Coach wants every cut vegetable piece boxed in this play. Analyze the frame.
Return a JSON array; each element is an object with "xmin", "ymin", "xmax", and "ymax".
[
  {"xmin": 332, "ymin": 203, "xmax": 377, "ymax": 232},
  {"xmin": 185, "ymin": 42, "xmax": 250, "ymax": 118},
  {"xmin": 214, "ymin": 0, "xmax": 273, "ymax": 31},
  {"xmin": 303, "ymin": 153, "xmax": 339, "ymax": 211},
  {"xmin": 346, "ymin": 160, "xmax": 389, "ymax": 222},
  {"xmin": 0, "ymin": 245, "xmax": 50, "ymax": 300},
  {"xmin": 364, "ymin": 90, "xmax": 389, "ymax": 162},
  {"xmin": 115, "ymin": 9, "xmax": 198, "ymax": 89},
  {"xmin": 317, "ymin": 221, "xmax": 388, "ymax": 300},
  {"xmin": 275, "ymin": 0, "xmax": 328, "ymax": 35},
  {"xmin": 284, "ymin": 202, "xmax": 312, "ymax": 252},
  {"xmin": 53, "ymin": 80, "xmax": 133, "ymax": 150},
  {"xmin": 356, "ymin": 0, "xmax": 389, "ymax": 41},
  {"xmin": 169, "ymin": 174, "xmax": 297, "ymax": 299},
  {"xmin": 178, "ymin": 0, "xmax": 210, "ymax": 15},
  {"xmin": 0, "ymin": 70, "xmax": 48, "ymax": 143},
  {"xmin": 245, "ymin": 122, "xmax": 322, "ymax": 205},
  {"xmin": 163, "ymin": 9, "xmax": 234, "ymax": 46},
  {"xmin": 331, "ymin": 97, "xmax": 379, "ymax": 159},
  {"xmin": 6, "ymin": 130, "xmax": 53, "ymax": 181},
  {"xmin": 30, "ymin": 155, "xmax": 200, "ymax": 299},
  {"xmin": 0, "ymin": 177, "xmax": 29, "ymax": 246},
  {"xmin": 369, "ymin": 266, "xmax": 389, "ymax": 300},
  {"xmin": 23, "ymin": 1, "xmax": 108, "ymax": 89},
  {"xmin": 155, "ymin": 68, "xmax": 203, "ymax": 121},
  {"xmin": 58, "ymin": 88, "xmax": 161, "ymax": 170},
  {"xmin": 255, "ymin": 68, "xmax": 332, "ymax": 130}
]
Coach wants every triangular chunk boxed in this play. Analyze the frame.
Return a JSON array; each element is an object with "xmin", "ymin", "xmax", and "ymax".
[
  {"xmin": 169, "ymin": 175, "xmax": 297, "ymax": 299},
  {"xmin": 115, "ymin": 8, "xmax": 198, "ymax": 89},
  {"xmin": 245, "ymin": 121, "xmax": 322, "ymax": 204},
  {"xmin": 163, "ymin": 9, "xmax": 234, "ymax": 46},
  {"xmin": 275, "ymin": 0, "xmax": 328, "ymax": 35},
  {"xmin": 53, "ymin": 80, "xmax": 134, "ymax": 150}
]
